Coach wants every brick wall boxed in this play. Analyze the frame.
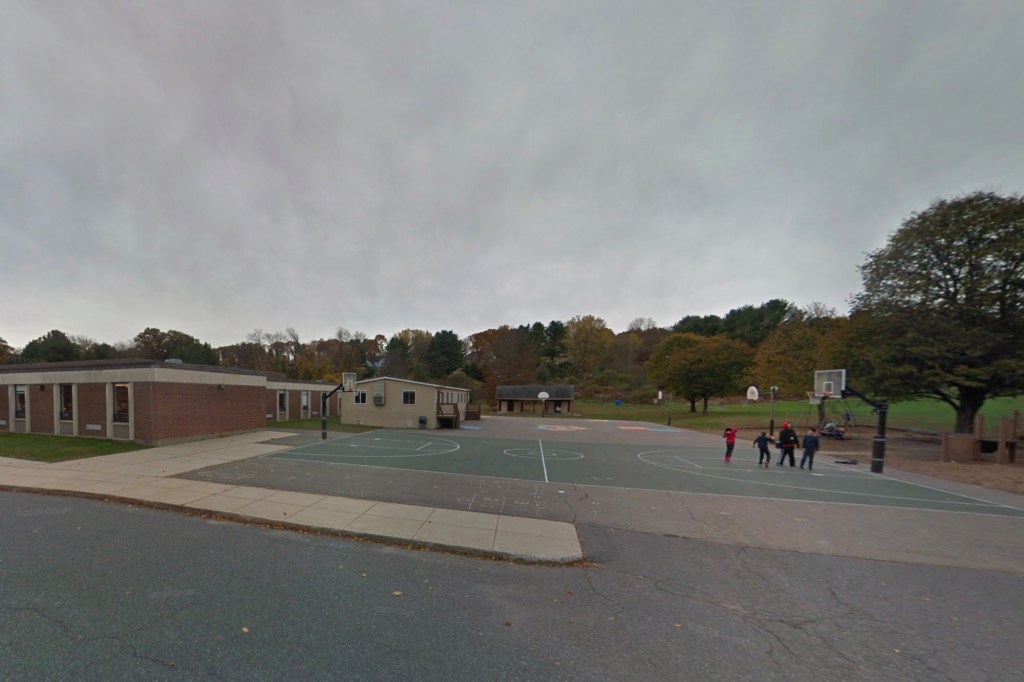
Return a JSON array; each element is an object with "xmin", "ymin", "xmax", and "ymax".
[
  {"xmin": 0, "ymin": 389, "xmax": 8, "ymax": 431},
  {"xmin": 29, "ymin": 385, "xmax": 54, "ymax": 435},
  {"xmin": 133, "ymin": 383, "xmax": 156, "ymax": 443},
  {"xmin": 77, "ymin": 383, "xmax": 108, "ymax": 437},
  {"xmin": 142, "ymin": 383, "xmax": 266, "ymax": 444}
]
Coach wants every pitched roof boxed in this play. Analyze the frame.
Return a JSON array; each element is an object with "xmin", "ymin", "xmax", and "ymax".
[
  {"xmin": 354, "ymin": 376, "xmax": 469, "ymax": 392},
  {"xmin": 495, "ymin": 384, "xmax": 574, "ymax": 400}
]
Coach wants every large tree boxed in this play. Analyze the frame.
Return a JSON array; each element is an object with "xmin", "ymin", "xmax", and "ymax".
[
  {"xmin": 648, "ymin": 333, "xmax": 754, "ymax": 413},
  {"xmin": 564, "ymin": 315, "xmax": 615, "ymax": 378},
  {"xmin": 722, "ymin": 299, "xmax": 799, "ymax": 347},
  {"xmin": 381, "ymin": 334, "xmax": 411, "ymax": 378},
  {"xmin": 20, "ymin": 330, "xmax": 81, "ymax": 363},
  {"xmin": 469, "ymin": 326, "xmax": 541, "ymax": 403},
  {"xmin": 850, "ymin": 191, "xmax": 1024, "ymax": 432},
  {"xmin": 425, "ymin": 330, "xmax": 465, "ymax": 379},
  {"xmin": 132, "ymin": 328, "xmax": 219, "ymax": 365},
  {"xmin": 672, "ymin": 314, "xmax": 724, "ymax": 337},
  {"xmin": 749, "ymin": 304, "xmax": 842, "ymax": 399},
  {"xmin": 0, "ymin": 336, "xmax": 15, "ymax": 363}
]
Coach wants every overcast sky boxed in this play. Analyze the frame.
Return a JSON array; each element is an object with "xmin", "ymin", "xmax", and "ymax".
[{"xmin": 3, "ymin": 1, "xmax": 1023, "ymax": 350}]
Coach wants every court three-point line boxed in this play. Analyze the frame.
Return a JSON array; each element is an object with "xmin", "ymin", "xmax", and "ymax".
[{"xmin": 538, "ymin": 439, "xmax": 549, "ymax": 483}]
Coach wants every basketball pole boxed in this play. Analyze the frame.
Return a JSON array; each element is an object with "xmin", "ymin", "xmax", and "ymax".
[
  {"xmin": 842, "ymin": 386, "xmax": 889, "ymax": 473},
  {"xmin": 321, "ymin": 374, "xmax": 357, "ymax": 440}
]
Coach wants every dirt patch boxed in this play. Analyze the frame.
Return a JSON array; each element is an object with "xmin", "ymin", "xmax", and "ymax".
[{"xmin": 726, "ymin": 427, "xmax": 1024, "ymax": 497}]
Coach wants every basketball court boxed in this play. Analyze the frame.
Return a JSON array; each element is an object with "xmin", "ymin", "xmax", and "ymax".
[{"xmin": 264, "ymin": 421, "xmax": 1024, "ymax": 518}]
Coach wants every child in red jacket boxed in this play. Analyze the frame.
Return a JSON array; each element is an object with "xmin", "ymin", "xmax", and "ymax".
[{"xmin": 723, "ymin": 427, "xmax": 738, "ymax": 462}]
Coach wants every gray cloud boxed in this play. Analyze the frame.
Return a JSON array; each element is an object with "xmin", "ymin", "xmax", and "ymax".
[{"xmin": 3, "ymin": 1, "xmax": 1023, "ymax": 348}]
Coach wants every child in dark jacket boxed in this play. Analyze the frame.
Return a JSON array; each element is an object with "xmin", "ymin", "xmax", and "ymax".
[
  {"xmin": 800, "ymin": 428, "xmax": 821, "ymax": 470},
  {"xmin": 777, "ymin": 422, "xmax": 799, "ymax": 466},
  {"xmin": 753, "ymin": 431, "xmax": 774, "ymax": 468}
]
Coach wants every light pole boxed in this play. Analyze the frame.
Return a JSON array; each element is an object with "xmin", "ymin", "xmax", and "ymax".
[{"xmin": 769, "ymin": 385, "xmax": 778, "ymax": 436}]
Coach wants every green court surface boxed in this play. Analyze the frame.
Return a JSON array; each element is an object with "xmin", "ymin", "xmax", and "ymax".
[{"xmin": 268, "ymin": 430, "xmax": 1024, "ymax": 518}]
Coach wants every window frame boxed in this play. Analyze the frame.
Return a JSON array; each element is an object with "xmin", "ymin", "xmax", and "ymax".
[
  {"xmin": 14, "ymin": 385, "xmax": 26, "ymax": 419},
  {"xmin": 354, "ymin": 390, "xmax": 367, "ymax": 404},
  {"xmin": 59, "ymin": 384, "xmax": 74, "ymax": 421},
  {"xmin": 402, "ymin": 390, "xmax": 416, "ymax": 405},
  {"xmin": 112, "ymin": 383, "xmax": 130, "ymax": 424}
]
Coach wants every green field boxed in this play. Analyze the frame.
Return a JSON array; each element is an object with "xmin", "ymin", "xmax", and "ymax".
[{"xmin": 561, "ymin": 396, "xmax": 1024, "ymax": 434}]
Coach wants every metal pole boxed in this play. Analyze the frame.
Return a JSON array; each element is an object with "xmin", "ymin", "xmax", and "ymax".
[
  {"xmin": 769, "ymin": 386, "xmax": 778, "ymax": 436},
  {"xmin": 321, "ymin": 392, "xmax": 328, "ymax": 441},
  {"xmin": 843, "ymin": 385, "xmax": 888, "ymax": 474},
  {"xmin": 871, "ymin": 400, "xmax": 888, "ymax": 473}
]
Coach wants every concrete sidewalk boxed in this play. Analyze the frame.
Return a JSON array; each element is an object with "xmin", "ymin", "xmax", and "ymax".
[{"xmin": 0, "ymin": 431, "xmax": 582, "ymax": 564}]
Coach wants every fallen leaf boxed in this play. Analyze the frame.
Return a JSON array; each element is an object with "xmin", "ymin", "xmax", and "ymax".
[
  {"xmin": 392, "ymin": 591, "xmax": 402, "ymax": 597},
  {"xmin": 241, "ymin": 627, "xmax": 250, "ymax": 634}
]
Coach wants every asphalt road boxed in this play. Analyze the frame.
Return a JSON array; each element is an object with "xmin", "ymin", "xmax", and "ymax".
[{"xmin": 3, "ymin": 491, "xmax": 1021, "ymax": 681}]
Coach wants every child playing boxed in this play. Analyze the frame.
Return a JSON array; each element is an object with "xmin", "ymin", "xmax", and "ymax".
[
  {"xmin": 723, "ymin": 427, "xmax": 738, "ymax": 462},
  {"xmin": 777, "ymin": 422, "xmax": 799, "ymax": 467},
  {"xmin": 800, "ymin": 427, "xmax": 821, "ymax": 471},
  {"xmin": 752, "ymin": 431, "xmax": 774, "ymax": 468}
]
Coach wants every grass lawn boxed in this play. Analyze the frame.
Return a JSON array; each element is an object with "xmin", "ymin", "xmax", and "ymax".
[
  {"xmin": 266, "ymin": 417, "xmax": 380, "ymax": 434},
  {"xmin": 0, "ymin": 433, "xmax": 150, "ymax": 463},
  {"xmin": 556, "ymin": 395, "xmax": 1024, "ymax": 434}
]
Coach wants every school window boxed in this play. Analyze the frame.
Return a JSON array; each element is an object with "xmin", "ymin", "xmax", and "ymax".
[
  {"xmin": 14, "ymin": 385, "xmax": 26, "ymax": 418},
  {"xmin": 278, "ymin": 390, "xmax": 286, "ymax": 413},
  {"xmin": 301, "ymin": 391, "xmax": 309, "ymax": 412},
  {"xmin": 112, "ymin": 383, "xmax": 130, "ymax": 423},
  {"xmin": 354, "ymin": 390, "xmax": 367, "ymax": 404},
  {"xmin": 59, "ymin": 384, "xmax": 74, "ymax": 420},
  {"xmin": 402, "ymin": 390, "xmax": 416, "ymax": 405}
]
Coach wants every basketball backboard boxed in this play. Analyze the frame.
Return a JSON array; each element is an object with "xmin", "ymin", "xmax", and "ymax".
[
  {"xmin": 814, "ymin": 369, "xmax": 846, "ymax": 398},
  {"xmin": 342, "ymin": 372, "xmax": 357, "ymax": 392}
]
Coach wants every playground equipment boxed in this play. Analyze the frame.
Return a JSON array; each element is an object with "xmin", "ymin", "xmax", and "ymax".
[{"xmin": 940, "ymin": 412, "xmax": 1020, "ymax": 464}]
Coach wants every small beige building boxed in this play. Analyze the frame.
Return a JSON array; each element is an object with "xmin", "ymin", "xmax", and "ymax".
[{"xmin": 341, "ymin": 377, "xmax": 469, "ymax": 429}]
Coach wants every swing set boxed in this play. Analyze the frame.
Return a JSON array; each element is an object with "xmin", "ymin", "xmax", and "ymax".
[{"xmin": 805, "ymin": 390, "xmax": 857, "ymax": 439}]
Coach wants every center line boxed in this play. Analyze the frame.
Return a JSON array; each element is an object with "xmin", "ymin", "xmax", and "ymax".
[{"xmin": 539, "ymin": 439, "xmax": 549, "ymax": 483}]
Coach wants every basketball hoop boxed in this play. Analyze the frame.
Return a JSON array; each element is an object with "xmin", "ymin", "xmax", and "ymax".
[{"xmin": 808, "ymin": 391, "xmax": 829, "ymax": 405}]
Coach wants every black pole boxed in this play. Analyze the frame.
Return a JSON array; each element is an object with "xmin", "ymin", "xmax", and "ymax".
[
  {"xmin": 871, "ymin": 400, "xmax": 889, "ymax": 473},
  {"xmin": 321, "ymin": 392, "xmax": 328, "ymax": 441},
  {"xmin": 842, "ymin": 385, "xmax": 888, "ymax": 474},
  {"xmin": 320, "ymin": 381, "xmax": 351, "ymax": 440}
]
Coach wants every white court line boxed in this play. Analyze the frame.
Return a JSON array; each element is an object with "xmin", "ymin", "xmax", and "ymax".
[
  {"xmin": 673, "ymin": 456, "xmax": 702, "ymax": 469},
  {"xmin": 341, "ymin": 443, "xmax": 436, "ymax": 452},
  {"xmin": 638, "ymin": 455, "xmax": 1005, "ymax": 508},
  {"xmin": 539, "ymin": 439, "xmax": 549, "ymax": 483},
  {"xmin": 243, "ymin": 456, "xmax": 1024, "ymax": 519}
]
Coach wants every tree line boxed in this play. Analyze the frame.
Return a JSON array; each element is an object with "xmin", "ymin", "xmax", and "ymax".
[{"xmin": 3, "ymin": 191, "xmax": 1022, "ymax": 432}]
